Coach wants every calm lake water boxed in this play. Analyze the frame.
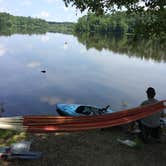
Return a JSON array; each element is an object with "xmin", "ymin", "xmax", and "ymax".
[{"xmin": 0, "ymin": 33, "xmax": 166, "ymax": 116}]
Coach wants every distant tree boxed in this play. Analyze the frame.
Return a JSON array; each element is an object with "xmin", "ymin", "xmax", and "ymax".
[
  {"xmin": 0, "ymin": 12, "xmax": 75, "ymax": 35},
  {"xmin": 75, "ymin": 12, "xmax": 131, "ymax": 36}
]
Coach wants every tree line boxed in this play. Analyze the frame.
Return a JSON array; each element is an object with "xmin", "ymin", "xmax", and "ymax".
[
  {"xmin": 64, "ymin": 0, "xmax": 166, "ymax": 40},
  {"xmin": 1, "ymin": 10, "xmax": 165, "ymax": 40},
  {"xmin": 75, "ymin": 12, "xmax": 128, "ymax": 35},
  {"xmin": 0, "ymin": 12, "xmax": 75, "ymax": 36},
  {"xmin": 74, "ymin": 11, "xmax": 166, "ymax": 40}
]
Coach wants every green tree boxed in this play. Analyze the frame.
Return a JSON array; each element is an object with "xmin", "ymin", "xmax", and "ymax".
[
  {"xmin": 75, "ymin": 12, "xmax": 129, "ymax": 36},
  {"xmin": 64, "ymin": 0, "xmax": 166, "ymax": 39},
  {"xmin": 0, "ymin": 12, "xmax": 75, "ymax": 36}
]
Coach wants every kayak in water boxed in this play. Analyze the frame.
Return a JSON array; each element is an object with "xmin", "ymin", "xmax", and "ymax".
[{"xmin": 56, "ymin": 104, "xmax": 114, "ymax": 116}]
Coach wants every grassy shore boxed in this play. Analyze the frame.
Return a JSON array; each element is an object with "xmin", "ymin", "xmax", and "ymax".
[{"xmin": 0, "ymin": 127, "xmax": 166, "ymax": 166}]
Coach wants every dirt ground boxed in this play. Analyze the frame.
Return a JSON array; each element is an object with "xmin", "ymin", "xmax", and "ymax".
[{"xmin": 0, "ymin": 127, "xmax": 166, "ymax": 166}]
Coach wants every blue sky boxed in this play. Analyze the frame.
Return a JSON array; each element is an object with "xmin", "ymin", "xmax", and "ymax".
[{"xmin": 0, "ymin": 0, "xmax": 86, "ymax": 22}]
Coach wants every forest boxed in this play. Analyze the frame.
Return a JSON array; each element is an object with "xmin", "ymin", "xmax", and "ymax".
[
  {"xmin": 74, "ymin": 11, "xmax": 166, "ymax": 40},
  {"xmin": 75, "ymin": 12, "xmax": 129, "ymax": 35},
  {"xmin": 1, "ymin": 10, "xmax": 165, "ymax": 41},
  {"xmin": 0, "ymin": 12, "xmax": 74, "ymax": 36}
]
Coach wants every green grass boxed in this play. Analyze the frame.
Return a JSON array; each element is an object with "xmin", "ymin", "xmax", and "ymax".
[{"xmin": 0, "ymin": 130, "xmax": 27, "ymax": 146}]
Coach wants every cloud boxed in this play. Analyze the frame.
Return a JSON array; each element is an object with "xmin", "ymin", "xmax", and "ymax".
[
  {"xmin": 40, "ymin": 35, "xmax": 50, "ymax": 42},
  {"xmin": 0, "ymin": 7, "xmax": 20, "ymax": 15},
  {"xmin": 63, "ymin": 6, "xmax": 69, "ymax": 12},
  {"xmin": 40, "ymin": 96, "xmax": 61, "ymax": 106},
  {"xmin": 37, "ymin": 11, "xmax": 50, "ymax": 19},
  {"xmin": 22, "ymin": 0, "xmax": 32, "ymax": 7},
  {"xmin": 80, "ymin": 47, "xmax": 87, "ymax": 54},
  {"xmin": 40, "ymin": 96, "xmax": 75, "ymax": 106},
  {"xmin": 63, "ymin": 43, "xmax": 68, "ymax": 50},
  {"xmin": 45, "ymin": 0, "xmax": 57, "ymax": 3},
  {"xmin": 66, "ymin": 15, "xmax": 75, "ymax": 22},
  {"xmin": 27, "ymin": 61, "xmax": 41, "ymax": 68},
  {"xmin": 0, "ymin": 44, "xmax": 7, "ymax": 57},
  {"xmin": 66, "ymin": 98, "xmax": 75, "ymax": 104},
  {"xmin": 0, "ymin": 7, "xmax": 9, "ymax": 13}
]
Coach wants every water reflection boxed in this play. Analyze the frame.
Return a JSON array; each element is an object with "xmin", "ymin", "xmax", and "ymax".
[
  {"xmin": 0, "ymin": 44, "xmax": 7, "ymax": 57},
  {"xmin": 0, "ymin": 33, "xmax": 165, "ymax": 116},
  {"xmin": 75, "ymin": 33, "xmax": 166, "ymax": 62},
  {"xmin": 40, "ymin": 96, "xmax": 75, "ymax": 106},
  {"xmin": 27, "ymin": 61, "xmax": 41, "ymax": 68},
  {"xmin": 0, "ymin": 27, "xmax": 47, "ymax": 36},
  {"xmin": 40, "ymin": 35, "xmax": 50, "ymax": 43},
  {"xmin": 63, "ymin": 43, "xmax": 68, "ymax": 50},
  {"xmin": 0, "ymin": 103, "xmax": 5, "ymax": 117}
]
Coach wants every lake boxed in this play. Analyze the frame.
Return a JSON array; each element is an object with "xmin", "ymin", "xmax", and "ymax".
[{"xmin": 0, "ymin": 33, "xmax": 166, "ymax": 116}]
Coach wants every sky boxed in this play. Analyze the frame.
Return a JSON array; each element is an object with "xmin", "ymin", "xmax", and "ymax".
[{"xmin": 0, "ymin": 0, "xmax": 86, "ymax": 22}]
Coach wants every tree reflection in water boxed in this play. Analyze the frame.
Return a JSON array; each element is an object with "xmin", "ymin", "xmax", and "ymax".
[{"xmin": 75, "ymin": 32, "xmax": 166, "ymax": 62}]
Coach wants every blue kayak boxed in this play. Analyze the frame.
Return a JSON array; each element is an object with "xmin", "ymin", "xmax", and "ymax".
[{"xmin": 56, "ymin": 104, "xmax": 114, "ymax": 116}]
